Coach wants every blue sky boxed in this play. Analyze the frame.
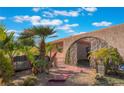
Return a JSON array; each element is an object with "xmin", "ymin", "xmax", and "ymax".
[{"xmin": 0, "ymin": 7, "xmax": 124, "ymax": 42}]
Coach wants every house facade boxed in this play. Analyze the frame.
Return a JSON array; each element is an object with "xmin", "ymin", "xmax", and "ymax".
[{"xmin": 50, "ymin": 24, "xmax": 124, "ymax": 66}]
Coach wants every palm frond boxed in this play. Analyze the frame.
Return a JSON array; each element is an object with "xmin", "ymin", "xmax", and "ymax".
[{"xmin": 0, "ymin": 24, "xmax": 7, "ymax": 41}]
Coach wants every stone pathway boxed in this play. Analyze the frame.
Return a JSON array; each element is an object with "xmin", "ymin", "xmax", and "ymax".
[
  {"xmin": 46, "ymin": 64, "xmax": 96, "ymax": 86},
  {"xmin": 11, "ymin": 64, "xmax": 96, "ymax": 86}
]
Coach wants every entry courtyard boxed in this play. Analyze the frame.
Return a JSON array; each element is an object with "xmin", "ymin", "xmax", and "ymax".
[
  {"xmin": 1, "ymin": 7, "xmax": 124, "ymax": 86},
  {"xmin": 1, "ymin": 23, "xmax": 124, "ymax": 86}
]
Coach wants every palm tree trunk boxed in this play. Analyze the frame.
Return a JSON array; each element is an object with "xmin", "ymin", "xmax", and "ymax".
[{"xmin": 40, "ymin": 40, "xmax": 46, "ymax": 60}]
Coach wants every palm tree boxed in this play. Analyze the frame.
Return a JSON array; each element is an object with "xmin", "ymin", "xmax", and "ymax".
[
  {"xmin": 0, "ymin": 24, "xmax": 13, "ymax": 48},
  {"xmin": 0, "ymin": 49, "xmax": 14, "ymax": 85},
  {"xmin": 0, "ymin": 24, "xmax": 14, "ymax": 84},
  {"xmin": 20, "ymin": 26, "xmax": 57, "ymax": 59},
  {"xmin": 17, "ymin": 37, "xmax": 35, "ymax": 55},
  {"xmin": 0, "ymin": 24, "xmax": 6, "ymax": 41},
  {"xmin": 0, "ymin": 24, "xmax": 18, "ymax": 63}
]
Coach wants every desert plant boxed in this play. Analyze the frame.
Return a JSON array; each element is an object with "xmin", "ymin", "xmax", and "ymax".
[
  {"xmin": 26, "ymin": 51, "xmax": 48, "ymax": 74},
  {"xmin": 19, "ymin": 26, "xmax": 57, "ymax": 60},
  {"xmin": 23, "ymin": 76, "xmax": 38, "ymax": 86},
  {"xmin": 0, "ymin": 50, "xmax": 14, "ymax": 85},
  {"xmin": 0, "ymin": 24, "xmax": 6, "ymax": 41},
  {"xmin": 0, "ymin": 24, "xmax": 20, "ymax": 63},
  {"xmin": 46, "ymin": 43, "xmax": 62, "ymax": 67},
  {"xmin": 17, "ymin": 36, "xmax": 36, "ymax": 55},
  {"xmin": 89, "ymin": 48, "xmax": 123, "ymax": 74}
]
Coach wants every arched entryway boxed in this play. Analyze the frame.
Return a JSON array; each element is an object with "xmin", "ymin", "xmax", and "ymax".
[{"xmin": 65, "ymin": 36, "xmax": 110, "ymax": 67}]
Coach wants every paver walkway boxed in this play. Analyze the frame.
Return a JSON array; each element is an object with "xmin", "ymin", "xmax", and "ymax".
[
  {"xmin": 11, "ymin": 64, "xmax": 96, "ymax": 86},
  {"xmin": 46, "ymin": 64, "xmax": 96, "ymax": 86}
]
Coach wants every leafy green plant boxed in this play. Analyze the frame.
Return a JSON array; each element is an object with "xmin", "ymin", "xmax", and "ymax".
[
  {"xmin": 46, "ymin": 43, "xmax": 62, "ymax": 67},
  {"xmin": 89, "ymin": 48, "xmax": 123, "ymax": 74},
  {"xmin": 95, "ymin": 75, "xmax": 124, "ymax": 86},
  {"xmin": 0, "ymin": 24, "xmax": 6, "ymax": 41},
  {"xmin": 26, "ymin": 51, "xmax": 48, "ymax": 74},
  {"xmin": 0, "ymin": 50, "xmax": 14, "ymax": 84},
  {"xmin": 23, "ymin": 76, "xmax": 38, "ymax": 86},
  {"xmin": 19, "ymin": 26, "xmax": 57, "ymax": 59},
  {"xmin": 0, "ymin": 24, "xmax": 20, "ymax": 64}
]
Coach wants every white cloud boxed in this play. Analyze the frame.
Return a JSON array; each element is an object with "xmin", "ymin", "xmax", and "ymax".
[
  {"xmin": 53, "ymin": 10, "xmax": 79, "ymax": 17},
  {"xmin": 64, "ymin": 19, "xmax": 69, "ymax": 23},
  {"xmin": 92, "ymin": 21, "xmax": 112, "ymax": 27},
  {"xmin": 42, "ymin": 11, "xmax": 54, "ymax": 18},
  {"xmin": 57, "ymin": 25, "xmax": 70, "ymax": 30},
  {"xmin": 66, "ymin": 24, "xmax": 79, "ymax": 27},
  {"xmin": 40, "ymin": 19, "xmax": 63, "ymax": 26},
  {"xmin": 32, "ymin": 8, "xmax": 41, "ymax": 12},
  {"xmin": 56, "ymin": 23, "xmax": 79, "ymax": 35},
  {"xmin": 57, "ymin": 23, "xmax": 79, "ymax": 31},
  {"xmin": 14, "ymin": 15, "xmax": 30, "ymax": 23},
  {"xmin": 14, "ymin": 15, "xmax": 63, "ymax": 26},
  {"xmin": 42, "ymin": 9, "xmax": 80, "ymax": 18},
  {"xmin": 14, "ymin": 15, "xmax": 41, "ymax": 25},
  {"xmin": 30, "ymin": 16, "xmax": 41, "ymax": 25},
  {"xmin": 0, "ymin": 16, "xmax": 6, "ymax": 20},
  {"xmin": 42, "ymin": 8, "xmax": 97, "ymax": 18},
  {"xmin": 83, "ymin": 7, "xmax": 97, "ymax": 12}
]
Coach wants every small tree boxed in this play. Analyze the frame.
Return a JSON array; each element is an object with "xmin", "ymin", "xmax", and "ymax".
[{"xmin": 20, "ymin": 26, "xmax": 57, "ymax": 60}]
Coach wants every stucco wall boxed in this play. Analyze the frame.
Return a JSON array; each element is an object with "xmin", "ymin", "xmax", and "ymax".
[
  {"xmin": 63, "ymin": 24, "xmax": 124, "ymax": 63},
  {"xmin": 51, "ymin": 24, "xmax": 124, "ymax": 64}
]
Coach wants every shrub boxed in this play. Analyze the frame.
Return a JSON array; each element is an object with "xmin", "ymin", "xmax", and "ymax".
[
  {"xmin": 27, "ymin": 52, "xmax": 49, "ymax": 74},
  {"xmin": 89, "ymin": 48, "xmax": 123, "ymax": 74},
  {"xmin": 95, "ymin": 73, "xmax": 105, "ymax": 80},
  {"xmin": 0, "ymin": 50, "xmax": 14, "ymax": 84},
  {"xmin": 23, "ymin": 76, "xmax": 38, "ymax": 86}
]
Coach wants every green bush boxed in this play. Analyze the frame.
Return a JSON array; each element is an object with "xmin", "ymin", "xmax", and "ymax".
[
  {"xmin": 95, "ymin": 75, "xmax": 124, "ymax": 86},
  {"xmin": 23, "ymin": 76, "xmax": 38, "ymax": 86},
  {"xmin": 89, "ymin": 48, "xmax": 124, "ymax": 74},
  {"xmin": 0, "ymin": 50, "xmax": 14, "ymax": 84},
  {"xmin": 27, "ymin": 52, "xmax": 49, "ymax": 74}
]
